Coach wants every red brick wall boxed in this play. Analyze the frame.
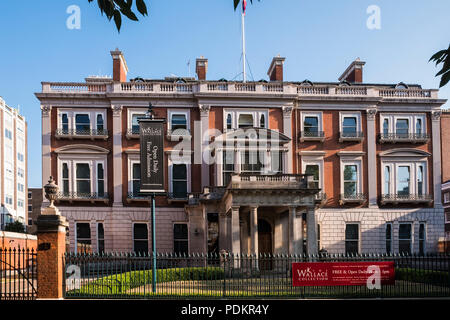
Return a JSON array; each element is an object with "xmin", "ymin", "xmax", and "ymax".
[{"xmin": 0, "ymin": 232, "xmax": 37, "ymax": 250}]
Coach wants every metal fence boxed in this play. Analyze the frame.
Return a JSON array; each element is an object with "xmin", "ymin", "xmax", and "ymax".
[
  {"xmin": 0, "ymin": 248, "xmax": 37, "ymax": 300},
  {"xmin": 64, "ymin": 252, "xmax": 450, "ymax": 299}
]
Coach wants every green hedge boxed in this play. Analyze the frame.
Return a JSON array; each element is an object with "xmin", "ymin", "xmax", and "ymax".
[
  {"xmin": 68, "ymin": 267, "xmax": 224, "ymax": 296},
  {"xmin": 395, "ymin": 268, "xmax": 450, "ymax": 286}
]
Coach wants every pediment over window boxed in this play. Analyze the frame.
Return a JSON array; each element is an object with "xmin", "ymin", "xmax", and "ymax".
[
  {"xmin": 379, "ymin": 148, "xmax": 431, "ymax": 157},
  {"xmin": 54, "ymin": 144, "xmax": 110, "ymax": 154},
  {"xmin": 215, "ymin": 128, "xmax": 291, "ymax": 145}
]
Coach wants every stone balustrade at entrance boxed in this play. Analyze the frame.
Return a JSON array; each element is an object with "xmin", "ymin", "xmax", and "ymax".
[{"xmin": 230, "ymin": 174, "xmax": 314, "ymax": 190}]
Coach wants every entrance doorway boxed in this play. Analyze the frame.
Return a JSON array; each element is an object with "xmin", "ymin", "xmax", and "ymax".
[{"xmin": 258, "ymin": 219, "xmax": 272, "ymax": 270}]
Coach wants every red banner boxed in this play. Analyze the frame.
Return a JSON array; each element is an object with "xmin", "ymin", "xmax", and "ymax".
[{"xmin": 292, "ymin": 262, "xmax": 395, "ymax": 287}]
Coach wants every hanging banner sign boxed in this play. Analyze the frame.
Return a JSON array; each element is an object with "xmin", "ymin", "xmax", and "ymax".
[
  {"xmin": 139, "ymin": 119, "xmax": 165, "ymax": 193},
  {"xmin": 292, "ymin": 261, "xmax": 395, "ymax": 287}
]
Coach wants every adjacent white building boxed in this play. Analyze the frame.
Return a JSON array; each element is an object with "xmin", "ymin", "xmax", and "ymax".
[{"xmin": 0, "ymin": 96, "xmax": 28, "ymax": 230}]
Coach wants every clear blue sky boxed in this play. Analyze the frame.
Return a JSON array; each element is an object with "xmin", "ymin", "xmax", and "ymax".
[{"xmin": 0, "ymin": 0, "xmax": 448, "ymax": 188}]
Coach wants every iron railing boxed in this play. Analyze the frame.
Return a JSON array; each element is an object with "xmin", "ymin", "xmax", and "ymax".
[
  {"xmin": 63, "ymin": 252, "xmax": 450, "ymax": 299},
  {"xmin": 340, "ymin": 193, "xmax": 367, "ymax": 202},
  {"xmin": 55, "ymin": 129, "xmax": 108, "ymax": 136},
  {"xmin": 379, "ymin": 133, "xmax": 430, "ymax": 143},
  {"xmin": 57, "ymin": 192, "xmax": 109, "ymax": 201},
  {"xmin": 126, "ymin": 128, "xmax": 140, "ymax": 136},
  {"xmin": 381, "ymin": 194, "xmax": 433, "ymax": 203},
  {"xmin": 0, "ymin": 248, "xmax": 37, "ymax": 300},
  {"xmin": 340, "ymin": 131, "xmax": 364, "ymax": 140},
  {"xmin": 300, "ymin": 131, "xmax": 325, "ymax": 140}
]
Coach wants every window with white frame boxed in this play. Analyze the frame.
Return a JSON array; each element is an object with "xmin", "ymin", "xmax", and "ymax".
[
  {"xmin": 304, "ymin": 164, "xmax": 320, "ymax": 189},
  {"xmin": 131, "ymin": 162, "xmax": 141, "ymax": 196},
  {"xmin": 382, "ymin": 162, "xmax": 427, "ymax": 196},
  {"xmin": 223, "ymin": 109, "xmax": 268, "ymax": 131},
  {"xmin": 168, "ymin": 110, "xmax": 189, "ymax": 135},
  {"xmin": 341, "ymin": 160, "xmax": 361, "ymax": 198},
  {"xmin": 380, "ymin": 114, "xmax": 426, "ymax": 137},
  {"xmin": 444, "ymin": 192, "xmax": 450, "ymax": 203},
  {"xmin": 222, "ymin": 150, "xmax": 235, "ymax": 186},
  {"xmin": 399, "ymin": 223, "xmax": 412, "ymax": 254},
  {"xmin": 58, "ymin": 159, "xmax": 107, "ymax": 197},
  {"xmin": 340, "ymin": 112, "xmax": 361, "ymax": 137},
  {"xmin": 57, "ymin": 109, "xmax": 107, "ymax": 134},
  {"xmin": 172, "ymin": 164, "xmax": 188, "ymax": 198},
  {"xmin": 301, "ymin": 112, "xmax": 322, "ymax": 136},
  {"xmin": 131, "ymin": 113, "xmax": 145, "ymax": 133}
]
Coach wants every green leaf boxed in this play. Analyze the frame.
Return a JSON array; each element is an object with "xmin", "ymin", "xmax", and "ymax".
[
  {"xmin": 136, "ymin": 0, "xmax": 148, "ymax": 16},
  {"xmin": 234, "ymin": 0, "xmax": 240, "ymax": 10},
  {"xmin": 120, "ymin": 7, "xmax": 139, "ymax": 21},
  {"xmin": 440, "ymin": 70, "xmax": 450, "ymax": 88},
  {"xmin": 429, "ymin": 49, "xmax": 446, "ymax": 62},
  {"xmin": 114, "ymin": 10, "xmax": 122, "ymax": 32}
]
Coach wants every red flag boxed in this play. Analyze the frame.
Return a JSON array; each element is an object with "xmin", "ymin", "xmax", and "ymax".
[{"xmin": 242, "ymin": 0, "xmax": 247, "ymax": 15}]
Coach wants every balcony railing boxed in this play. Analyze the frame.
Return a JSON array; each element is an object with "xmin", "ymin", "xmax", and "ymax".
[
  {"xmin": 55, "ymin": 129, "xmax": 108, "ymax": 139},
  {"xmin": 231, "ymin": 174, "xmax": 317, "ymax": 190},
  {"xmin": 339, "ymin": 193, "xmax": 367, "ymax": 204},
  {"xmin": 339, "ymin": 131, "xmax": 364, "ymax": 142},
  {"xmin": 379, "ymin": 133, "xmax": 430, "ymax": 144},
  {"xmin": 57, "ymin": 192, "xmax": 109, "ymax": 202},
  {"xmin": 167, "ymin": 192, "xmax": 189, "ymax": 202},
  {"xmin": 167, "ymin": 128, "xmax": 191, "ymax": 138},
  {"xmin": 300, "ymin": 131, "xmax": 325, "ymax": 142},
  {"xmin": 381, "ymin": 194, "xmax": 433, "ymax": 204}
]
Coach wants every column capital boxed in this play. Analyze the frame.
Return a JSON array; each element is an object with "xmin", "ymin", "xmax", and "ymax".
[
  {"xmin": 282, "ymin": 104, "xmax": 294, "ymax": 117},
  {"xmin": 431, "ymin": 110, "xmax": 442, "ymax": 121},
  {"xmin": 41, "ymin": 105, "xmax": 52, "ymax": 117},
  {"xmin": 231, "ymin": 206, "xmax": 240, "ymax": 212},
  {"xmin": 366, "ymin": 108, "xmax": 377, "ymax": 120},
  {"xmin": 199, "ymin": 104, "xmax": 211, "ymax": 116},
  {"xmin": 111, "ymin": 105, "xmax": 123, "ymax": 117}
]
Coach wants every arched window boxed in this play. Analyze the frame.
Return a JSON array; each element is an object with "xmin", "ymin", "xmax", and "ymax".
[{"xmin": 260, "ymin": 114, "xmax": 265, "ymax": 128}]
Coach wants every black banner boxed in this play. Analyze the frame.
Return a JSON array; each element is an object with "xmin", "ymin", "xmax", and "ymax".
[{"xmin": 139, "ymin": 119, "xmax": 165, "ymax": 193}]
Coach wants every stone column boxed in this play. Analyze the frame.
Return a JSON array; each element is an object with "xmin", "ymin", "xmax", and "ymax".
[
  {"xmin": 36, "ymin": 206, "xmax": 68, "ymax": 299},
  {"xmin": 366, "ymin": 108, "xmax": 378, "ymax": 208},
  {"xmin": 282, "ymin": 105, "xmax": 294, "ymax": 173},
  {"xmin": 289, "ymin": 207, "xmax": 303, "ymax": 255},
  {"xmin": 306, "ymin": 206, "xmax": 318, "ymax": 255},
  {"xmin": 231, "ymin": 206, "xmax": 241, "ymax": 267},
  {"xmin": 41, "ymin": 105, "xmax": 52, "ymax": 206},
  {"xmin": 250, "ymin": 206, "xmax": 258, "ymax": 255},
  {"xmin": 200, "ymin": 105, "xmax": 211, "ymax": 189},
  {"xmin": 111, "ymin": 105, "xmax": 123, "ymax": 207},
  {"xmin": 431, "ymin": 111, "xmax": 442, "ymax": 207},
  {"xmin": 219, "ymin": 211, "xmax": 228, "ymax": 251}
]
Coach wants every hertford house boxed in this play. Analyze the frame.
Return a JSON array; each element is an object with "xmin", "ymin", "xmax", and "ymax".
[{"xmin": 35, "ymin": 49, "xmax": 447, "ymax": 256}]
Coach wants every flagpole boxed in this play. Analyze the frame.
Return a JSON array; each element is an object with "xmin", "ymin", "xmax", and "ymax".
[{"xmin": 242, "ymin": 11, "xmax": 247, "ymax": 83}]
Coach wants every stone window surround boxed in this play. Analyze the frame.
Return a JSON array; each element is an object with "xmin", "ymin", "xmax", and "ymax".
[
  {"xmin": 223, "ymin": 108, "xmax": 269, "ymax": 132},
  {"xmin": 379, "ymin": 113, "xmax": 427, "ymax": 134},
  {"xmin": 301, "ymin": 155, "xmax": 324, "ymax": 189},
  {"xmin": 126, "ymin": 108, "xmax": 147, "ymax": 132},
  {"xmin": 300, "ymin": 111, "xmax": 323, "ymax": 132},
  {"xmin": 167, "ymin": 109, "xmax": 190, "ymax": 132},
  {"xmin": 381, "ymin": 160, "xmax": 428, "ymax": 196},
  {"xmin": 57, "ymin": 108, "xmax": 107, "ymax": 131},
  {"xmin": 339, "ymin": 155, "xmax": 363, "ymax": 196},
  {"xmin": 57, "ymin": 156, "xmax": 107, "ymax": 194},
  {"xmin": 339, "ymin": 111, "xmax": 362, "ymax": 133}
]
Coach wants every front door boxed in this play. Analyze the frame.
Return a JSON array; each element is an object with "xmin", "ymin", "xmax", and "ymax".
[{"xmin": 258, "ymin": 219, "xmax": 272, "ymax": 270}]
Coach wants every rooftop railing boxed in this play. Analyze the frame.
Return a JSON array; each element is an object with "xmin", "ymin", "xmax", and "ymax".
[{"xmin": 41, "ymin": 82, "xmax": 439, "ymax": 99}]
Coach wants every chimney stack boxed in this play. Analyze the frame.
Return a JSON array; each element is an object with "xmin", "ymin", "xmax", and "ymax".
[
  {"xmin": 196, "ymin": 57, "xmax": 208, "ymax": 81},
  {"xmin": 267, "ymin": 56, "xmax": 286, "ymax": 82},
  {"xmin": 338, "ymin": 58, "xmax": 365, "ymax": 83},
  {"xmin": 111, "ymin": 49, "xmax": 128, "ymax": 82}
]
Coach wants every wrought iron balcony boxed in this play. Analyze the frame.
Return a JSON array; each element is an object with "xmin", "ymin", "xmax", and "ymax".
[
  {"xmin": 381, "ymin": 194, "xmax": 433, "ymax": 204},
  {"xmin": 167, "ymin": 192, "xmax": 189, "ymax": 203},
  {"xmin": 339, "ymin": 131, "xmax": 364, "ymax": 143},
  {"xmin": 339, "ymin": 193, "xmax": 367, "ymax": 204},
  {"xmin": 126, "ymin": 128, "xmax": 140, "ymax": 139},
  {"xmin": 127, "ymin": 192, "xmax": 150, "ymax": 202},
  {"xmin": 379, "ymin": 133, "xmax": 430, "ymax": 144},
  {"xmin": 57, "ymin": 192, "xmax": 109, "ymax": 203},
  {"xmin": 166, "ymin": 128, "xmax": 191, "ymax": 141},
  {"xmin": 299, "ymin": 131, "xmax": 325, "ymax": 142},
  {"xmin": 55, "ymin": 129, "xmax": 108, "ymax": 140}
]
